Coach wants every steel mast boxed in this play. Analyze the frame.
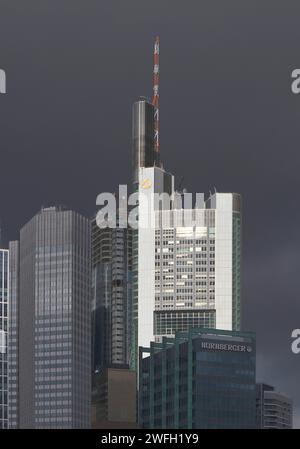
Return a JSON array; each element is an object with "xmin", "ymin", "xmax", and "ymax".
[{"xmin": 152, "ymin": 36, "xmax": 160, "ymax": 162}]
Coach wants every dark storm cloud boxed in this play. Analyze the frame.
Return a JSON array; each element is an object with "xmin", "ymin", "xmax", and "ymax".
[{"xmin": 1, "ymin": 0, "xmax": 300, "ymax": 426}]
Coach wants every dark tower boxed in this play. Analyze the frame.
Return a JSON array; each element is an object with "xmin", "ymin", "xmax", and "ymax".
[{"xmin": 132, "ymin": 98, "xmax": 155, "ymax": 185}]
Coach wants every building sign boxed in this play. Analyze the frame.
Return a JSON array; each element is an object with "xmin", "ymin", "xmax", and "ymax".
[
  {"xmin": 201, "ymin": 341, "xmax": 253, "ymax": 353},
  {"xmin": 140, "ymin": 178, "xmax": 152, "ymax": 189}
]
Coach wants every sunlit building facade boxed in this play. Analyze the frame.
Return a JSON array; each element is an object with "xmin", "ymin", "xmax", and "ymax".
[{"xmin": 136, "ymin": 165, "xmax": 242, "ymax": 354}]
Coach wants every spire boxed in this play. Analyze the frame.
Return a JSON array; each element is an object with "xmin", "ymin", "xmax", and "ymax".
[{"xmin": 152, "ymin": 36, "xmax": 160, "ymax": 156}]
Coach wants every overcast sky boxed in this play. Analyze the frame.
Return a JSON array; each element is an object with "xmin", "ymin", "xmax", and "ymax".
[{"xmin": 1, "ymin": 0, "xmax": 300, "ymax": 427}]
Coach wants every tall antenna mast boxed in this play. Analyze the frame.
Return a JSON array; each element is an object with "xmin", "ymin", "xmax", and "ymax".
[{"xmin": 152, "ymin": 36, "xmax": 160, "ymax": 158}]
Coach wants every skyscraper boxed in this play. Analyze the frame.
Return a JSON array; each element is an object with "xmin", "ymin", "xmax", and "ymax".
[
  {"xmin": 14, "ymin": 206, "xmax": 91, "ymax": 429},
  {"xmin": 91, "ymin": 213, "xmax": 132, "ymax": 373},
  {"xmin": 135, "ymin": 164, "xmax": 242, "ymax": 353},
  {"xmin": 131, "ymin": 97, "xmax": 156, "ymax": 368},
  {"xmin": 130, "ymin": 39, "xmax": 242, "ymax": 363},
  {"xmin": 0, "ymin": 248, "xmax": 9, "ymax": 429}
]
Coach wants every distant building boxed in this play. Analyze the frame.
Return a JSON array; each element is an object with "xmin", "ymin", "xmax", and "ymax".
[
  {"xmin": 92, "ymin": 367, "xmax": 137, "ymax": 429},
  {"xmin": 11, "ymin": 206, "xmax": 91, "ymax": 428},
  {"xmin": 0, "ymin": 248, "xmax": 9, "ymax": 428},
  {"xmin": 256, "ymin": 383, "xmax": 293, "ymax": 429},
  {"xmin": 139, "ymin": 328, "xmax": 256, "ymax": 429}
]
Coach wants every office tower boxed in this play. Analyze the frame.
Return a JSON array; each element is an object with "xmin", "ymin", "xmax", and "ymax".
[
  {"xmin": 91, "ymin": 366, "xmax": 137, "ymax": 429},
  {"xmin": 16, "ymin": 206, "xmax": 91, "ymax": 429},
  {"xmin": 8, "ymin": 241, "xmax": 19, "ymax": 428},
  {"xmin": 131, "ymin": 165, "xmax": 174, "ymax": 368},
  {"xmin": 131, "ymin": 37, "xmax": 163, "ymax": 367},
  {"xmin": 0, "ymin": 248, "xmax": 9, "ymax": 429},
  {"xmin": 256, "ymin": 383, "xmax": 293, "ymax": 429},
  {"xmin": 91, "ymin": 214, "xmax": 132, "ymax": 373},
  {"xmin": 139, "ymin": 328, "xmax": 256, "ymax": 429},
  {"xmin": 91, "ymin": 210, "xmax": 135, "ymax": 428},
  {"xmin": 136, "ymin": 164, "xmax": 242, "ymax": 353},
  {"xmin": 131, "ymin": 98, "xmax": 156, "ymax": 366},
  {"xmin": 131, "ymin": 40, "xmax": 242, "ymax": 363}
]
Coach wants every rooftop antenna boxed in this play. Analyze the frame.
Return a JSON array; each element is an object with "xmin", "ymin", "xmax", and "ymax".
[{"xmin": 152, "ymin": 36, "xmax": 160, "ymax": 159}]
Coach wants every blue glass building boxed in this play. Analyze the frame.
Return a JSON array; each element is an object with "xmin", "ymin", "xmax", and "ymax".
[{"xmin": 139, "ymin": 328, "xmax": 256, "ymax": 429}]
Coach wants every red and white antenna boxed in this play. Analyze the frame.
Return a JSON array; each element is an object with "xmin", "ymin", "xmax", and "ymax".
[{"xmin": 152, "ymin": 36, "xmax": 160, "ymax": 156}]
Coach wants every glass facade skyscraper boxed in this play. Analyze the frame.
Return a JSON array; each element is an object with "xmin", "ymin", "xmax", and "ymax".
[
  {"xmin": 91, "ymin": 215, "xmax": 132, "ymax": 373},
  {"xmin": 0, "ymin": 248, "xmax": 9, "ymax": 429},
  {"xmin": 13, "ymin": 207, "xmax": 91, "ymax": 429},
  {"xmin": 139, "ymin": 328, "xmax": 256, "ymax": 429}
]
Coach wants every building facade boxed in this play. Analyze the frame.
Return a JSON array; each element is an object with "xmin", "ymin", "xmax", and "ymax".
[
  {"xmin": 133, "ymin": 165, "xmax": 174, "ymax": 366},
  {"xmin": 8, "ymin": 241, "xmax": 19, "ymax": 428},
  {"xmin": 91, "ymin": 215, "xmax": 132, "ymax": 373},
  {"xmin": 15, "ymin": 206, "xmax": 91, "ymax": 429},
  {"xmin": 135, "ymin": 164, "xmax": 242, "ymax": 355},
  {"xmin": 0, "ymin": 248, "xmax": 9, "ymax": 429},
  {"xmin": 256, "ymin": 383, "xmax": 293, "ymax": 429},
  {"xmin": 139, "ymin": 328, "xmax": 256, "ymax": 429}
]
